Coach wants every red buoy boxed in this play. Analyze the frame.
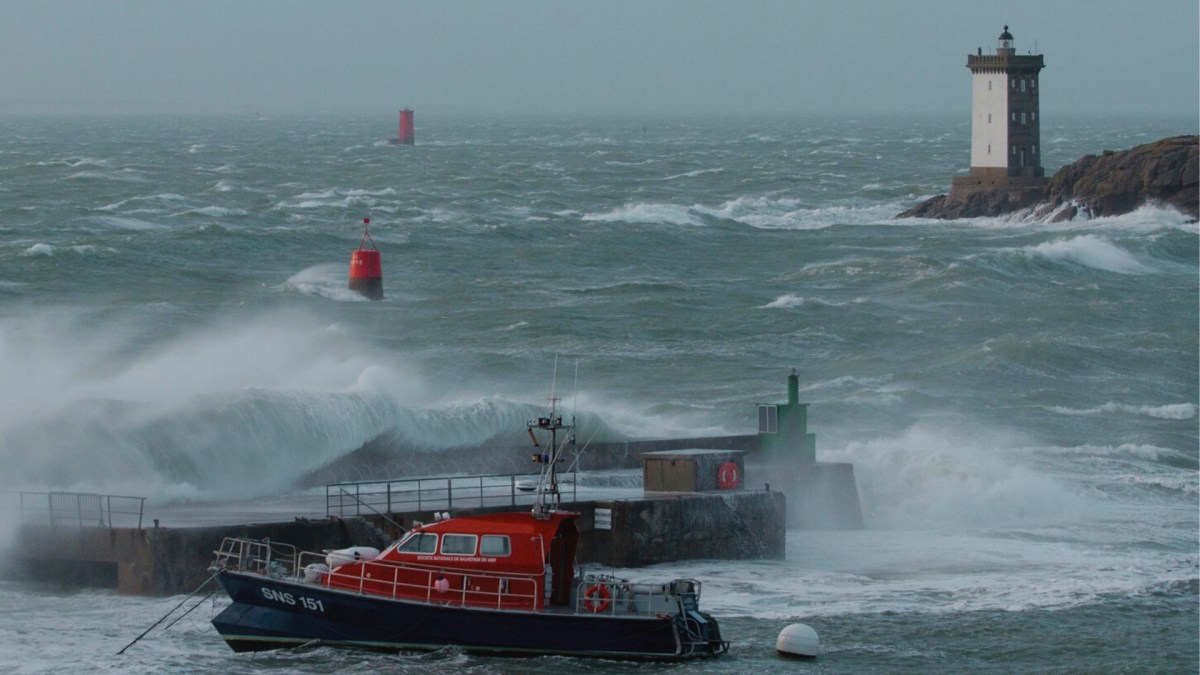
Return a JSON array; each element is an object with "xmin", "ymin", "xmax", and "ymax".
[{"xmin": 349, "ymin": 218, "xmax": 383, "ymax": 300}]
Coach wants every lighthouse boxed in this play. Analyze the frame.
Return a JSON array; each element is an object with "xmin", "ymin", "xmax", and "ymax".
[
  {"xmin": 897, "ymin": 25, "xmax": 1051, "ymax": 219},
  {"xmin": 950, "ymin": 26, "xmax": 1047, "ymax": 203}
]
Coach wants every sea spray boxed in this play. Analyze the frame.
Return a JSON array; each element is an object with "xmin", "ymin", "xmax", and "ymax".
[{"xmin": 823, "ymin": 420, "xmax": 1089, "ymax": 529}]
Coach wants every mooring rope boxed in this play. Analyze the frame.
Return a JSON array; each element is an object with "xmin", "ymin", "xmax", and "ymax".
[{"xmin": 116, "ymin": 567, "xmax": 222, "ymax": 655}]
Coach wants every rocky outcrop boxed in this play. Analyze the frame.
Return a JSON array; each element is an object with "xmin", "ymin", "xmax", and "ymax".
[
  {"xmin": 898, "ymin": 135, "xmax": 1199, "ymax": 222},
  {"xmin": 896, "ymin": 180, "xmax": 1045, "ymax": 220},
  {"xmin": 1039, "ymin": 135, "xmax": 1198, "ymax": 221}
]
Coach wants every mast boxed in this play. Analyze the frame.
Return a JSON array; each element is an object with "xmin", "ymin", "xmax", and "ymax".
[{"xmin": 528, "ymin": 394, "xmax": 575, "ymax": 517}]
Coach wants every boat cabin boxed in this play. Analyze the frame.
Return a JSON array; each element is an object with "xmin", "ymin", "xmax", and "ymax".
[{"xmin": 323, "ymin": 511, "xmax": 579, "ymax": 610}]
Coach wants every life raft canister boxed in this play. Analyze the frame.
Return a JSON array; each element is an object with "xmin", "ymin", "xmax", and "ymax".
[
  {"xmin": 717, "ymin": 461, "xmax": 741, "ymax": 490},
  {"xmin": 583, "ymin": 584, "xmax": 612, "ymax": 613}
]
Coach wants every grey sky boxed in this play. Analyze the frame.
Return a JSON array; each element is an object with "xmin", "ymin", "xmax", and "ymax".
[{"xmin": 1, "ymin": 0, "xmax": 1196, "ymax": 116}]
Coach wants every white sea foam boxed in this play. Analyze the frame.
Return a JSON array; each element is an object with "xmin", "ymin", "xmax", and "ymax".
[
  {"xmin": 184, "ymin": 206, "xmax": 249, "ymax": 218},
  {"xmin": 821, "ymin": 421, "xmax": 1087, "ymax": 529},
  {"xmin": 65, "ymin": 157, "xmax": 109, "ymax": 167},
  {"xmin": 954, "ymin": 202, "xmax": 1196, "ymax": 233},
  {"xmin": 88, "ymin": 215, "xmax": 169, "ymax": 231},
  {"xmin": 582, "ymin": 202, "xmax": 705, "ymax": 227},
  {"xmin": 648, "ymin": 522, "xmax": 1194, "ymax": 620},
  {"xmin": 1048, "ymin": 401, "xmax": 1198, "ymax": 420},
  {"xmin": 1035, "ymin": 442, "xmax": 1190, "ymax": 463},
  {"xmin": 583, "ymin": 196, "xmax": 907, "ymax": 230},
  {"xmin": 283, "ymin": 263, "xmax": 371, "ymax": 302},
  {"xmin": 762, "ymin": 294, "xmax": 805, "ymax": 308},
  {"xmin": 21, "ymin": 243, "xmax": 54, "ymax": 257},
  {"xmin": 662, "ymin": 168, "xmax": 723, "ymax": 180},
  {"xmin": 1115, "ymin": 472, "xmax": 1199, "ymax": 496},
  {"xmin": 1021, "ymin": 235, "xmax": 1151, "ymax": 274}
]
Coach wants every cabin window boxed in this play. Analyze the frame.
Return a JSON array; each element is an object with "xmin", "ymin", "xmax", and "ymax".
[
  {"xmin": 441, "ymin": 534, "xmax": 478, "ymax": 555},
  {"xmin": 396, "ymin": 532, "xmax": 437, "ymax": 554},
  {"xmin": 481, "ymin": 535, "xmax": 511, "ymax": 556}
]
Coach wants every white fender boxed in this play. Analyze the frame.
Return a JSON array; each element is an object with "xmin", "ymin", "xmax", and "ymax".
[{"xmin": 325, "ymin": 546, "xmax": 381, "ymax": 568}]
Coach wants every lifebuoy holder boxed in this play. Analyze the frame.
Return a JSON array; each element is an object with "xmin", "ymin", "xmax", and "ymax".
[
  {"xmin": 583, "ymin": 584, "xmax": 612, "ymax": 613},
  {"xmin": 717, "ymin": 461, "xmax": 741, "ymax": 490}
]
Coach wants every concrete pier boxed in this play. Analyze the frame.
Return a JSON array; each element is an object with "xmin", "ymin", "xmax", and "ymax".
[
  {"xmin": 7, "ymin": 489, "xmax": 784, "ymax": 595},
  {"xmin": 8, "ymin": 517, "xmax": 386, "ymax": 595}
]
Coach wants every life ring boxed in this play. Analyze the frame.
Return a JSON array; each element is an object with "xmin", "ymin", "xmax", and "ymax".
[
  {"xmin": 717, "ymin": 461, "xmax": 740, "ymax": 490},
  {"xmin": 583, "ymin": 584, "xmax": 612, "ymax": 613}
]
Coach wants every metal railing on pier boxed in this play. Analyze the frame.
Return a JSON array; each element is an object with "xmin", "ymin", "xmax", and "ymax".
[
  {"xmin": 9, "ymin": 491, "xmax": 146, "ymax": 529},
  {"xmin": 325, "ymin": 471, "xmax": 577, "ymax": 518}
]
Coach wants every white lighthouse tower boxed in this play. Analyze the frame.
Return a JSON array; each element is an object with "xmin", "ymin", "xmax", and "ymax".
[{"xmin": 952, "ymin": 26, "xmax": 1047, "ymax": 200}]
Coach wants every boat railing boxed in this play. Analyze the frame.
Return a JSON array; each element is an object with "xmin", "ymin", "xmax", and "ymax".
[
  {"xmin": 7, "ymin": 490, "xmax": 146, "ymax": 529},
  {"xmin": 212, "ymin": 537, "xmax": 542, "ymax": 611},
  {"xmin": 574, "ymin": 577, "xmax": 704, "ymax": 617},
  {"xmin": 325, "ymin": 470, "xmax": 577, "ymax": 518},
  {"xmin": 302, "ymin": 552, "xmax": 544, "ymax": 610},
  {"xmin": 212, "ymin": 537, "xmax": 300, "ymax": 577}
]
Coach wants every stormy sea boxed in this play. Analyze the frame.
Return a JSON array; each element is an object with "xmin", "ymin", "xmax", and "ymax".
[{"xmin": 0, "ymin": 112, "xmax": 1195, "ymax": 673}]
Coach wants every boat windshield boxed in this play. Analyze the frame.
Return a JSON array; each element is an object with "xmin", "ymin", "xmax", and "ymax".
[{"xmin": 396, "ymin": 532, "xmax": 437, "ymax": 554}]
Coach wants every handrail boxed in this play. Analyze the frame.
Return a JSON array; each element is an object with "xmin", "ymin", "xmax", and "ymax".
[
  {"xmin": 325, "ymin": 470, "xmax": 577, "ymax": 518},
  {"xmin": 212, "ymin": 537, "xmax": 543, "ymax": 611},
  {"xmin": 7, "ymin": 491, "xmax": 145, "ymax": 529}
]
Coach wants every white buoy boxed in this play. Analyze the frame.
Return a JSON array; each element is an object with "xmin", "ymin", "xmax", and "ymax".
[{"xmin": 776, "ymin": 622, "xmax": 820, "ymax": 658}]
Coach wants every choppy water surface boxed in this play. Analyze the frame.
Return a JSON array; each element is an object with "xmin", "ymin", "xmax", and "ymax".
[{"xmin": 0, "ymin": 113, "xmax": 1195, "ymax": 672}]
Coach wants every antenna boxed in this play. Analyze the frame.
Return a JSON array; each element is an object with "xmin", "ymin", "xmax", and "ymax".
[{"xmin": 572, "ymin": 360, "xmax": 580, "ymax": 421}]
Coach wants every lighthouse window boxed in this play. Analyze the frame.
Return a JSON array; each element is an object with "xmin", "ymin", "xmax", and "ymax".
[
  {"xmin": 480, "ymin": 535, "xmax": 511, "ymax": 557},
  {"xmin": 397, "ymin": 532, "xmax": 438, "ymax": 554},
  {"xmin": 441, "ymin": 534, "xmax": 478, "ymax": 556},
  {"xmin": 758, "ymin": 405, "xmax": 778, "ymax": 434}
]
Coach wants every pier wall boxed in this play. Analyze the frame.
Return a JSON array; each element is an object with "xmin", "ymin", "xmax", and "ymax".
[
  {"xmin": 8, "ymin": 518, "xmax": 385, "ymax": 596},
  {"xmin": 7, "ymin": 490, "xmax": 784, "ymax": 595},
  {"xmin": 576, "ymin": 490, "xmax": 786, "ymax": 567}
]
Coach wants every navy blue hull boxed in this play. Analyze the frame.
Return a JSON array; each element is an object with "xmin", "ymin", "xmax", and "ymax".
[{"xmin": 213, "ymin": 572, "xmax": 724, "ymax": 659}]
